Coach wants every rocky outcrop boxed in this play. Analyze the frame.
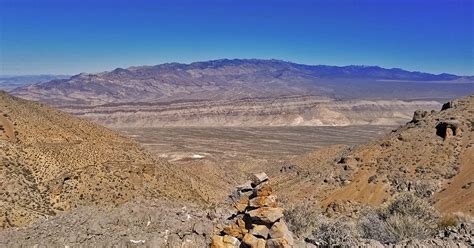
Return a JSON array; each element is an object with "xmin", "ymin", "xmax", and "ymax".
[
  {"xmin": 436, "ymin": 120, "xmax": 462, "ymax": 140},
  {"xmin": 211, "ymin": 172, "xmax": 295, "ymax": 248}
]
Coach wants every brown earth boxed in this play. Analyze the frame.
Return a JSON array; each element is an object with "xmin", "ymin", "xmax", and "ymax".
[
  {"xmin": 0, "ymin": 91, "xmax": 204, "ymax": 229},
  {"xmin": 0, "ymin": 112, "xmax": 16, "ymax": 142}
]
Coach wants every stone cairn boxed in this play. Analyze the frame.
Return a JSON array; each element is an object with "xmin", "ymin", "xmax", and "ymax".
[{"xmin": 211, "ymin": 172, "xmax": 294, "ymax": 248}]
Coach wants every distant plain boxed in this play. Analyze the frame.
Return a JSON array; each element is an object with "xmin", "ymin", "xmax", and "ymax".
[{"xmin": 119, "ymin": 125, "xmax": 394, "ymax": 161}]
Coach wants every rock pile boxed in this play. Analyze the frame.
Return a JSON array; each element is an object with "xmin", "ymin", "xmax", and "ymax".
[{"xmin": 211, "ymin": 172, "xmax": 294, "ymax": 248}]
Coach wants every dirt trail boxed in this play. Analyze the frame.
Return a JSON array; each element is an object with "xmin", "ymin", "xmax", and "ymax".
[{"xmin": 0, "ymin": 112, "xmax": 16, "ymax": 142}]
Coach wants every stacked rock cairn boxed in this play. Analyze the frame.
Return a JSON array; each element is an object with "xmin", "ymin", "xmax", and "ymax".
[{"xmin": 211, "ymin": 172, "xmax": 295, "ymax": 248}]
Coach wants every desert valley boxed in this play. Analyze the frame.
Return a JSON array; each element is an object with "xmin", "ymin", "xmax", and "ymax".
[
  {"xmin": 0, "ymin": 59, "xmax": 473, "ymax": 247},
  {"xmin": 1, "ymin": 0, "xmax": 473, "ymax": 247}
]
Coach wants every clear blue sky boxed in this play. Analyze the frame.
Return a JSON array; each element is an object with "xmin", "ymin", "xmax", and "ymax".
[{"xmin": 0, "ymin": 0, "xmax": 472, "ymax": 75}]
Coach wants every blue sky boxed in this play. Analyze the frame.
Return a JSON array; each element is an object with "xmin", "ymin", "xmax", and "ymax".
[{"xmin": 0, "ymin": 0, "xmax": 472, "ymax": 75}]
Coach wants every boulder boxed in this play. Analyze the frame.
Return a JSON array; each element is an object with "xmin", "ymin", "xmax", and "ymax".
[
  {"xmin": 236, "ymin": 181, "xmax": 253, "ymax": 192},
  {"xmin": 223, "ymin": 235, "xmax": 241, "ymax": 246},
  {"xmin": 192, "ymin": 221, "xmax": 213, "ymax": 236},
  {"xmin": 211, "ymin": 235, "xmax": 241, "ymax": 248},
  {"xmin": 249, "ymin": 195, "xmax": 278, "ymax": 208},
  {"xmin": 412, "ymin": 109, "xmax": 428, "ymax": 123},
  {"xmin": 266, "ymin": 238, "xmax": 293, "ymax": 248},
  {"xmin": 441, "ymin": 100, "xmax": 456, "ymax": 110},
  {"xmin": 254, "ymin": 184, "xmax": 273, "ymax": 197},
  {"xmin": 223, "ymin": 218, "xmax": 248, "ymax": 239},
  {"xmin": 210, "ymin": 235, "xmax": 225, "ymax": 248},
  {"xmin": 247, "ymin": 207, "xmax": 284, "ymax": 224},
  {"xmin": 251, "ymin": 173, "xmax": 268, "ymax": 186},
  {"xmin": 269, "ymin": 221, "xmax": 294, "ymax": 245},
  {"xmin": 234, "ymin": 197, "xmax": 249, "ymax": 213},
  {"xmin": 242, "ymin": 233, "xmax": 266, "ymax": 248},
  {"xmin": 436, "ymin": 120, "xmax": 462, "ymax": 139},
  {"xmin": 250, "ymin": 224, "xmax": 270, "ymax": 239}
]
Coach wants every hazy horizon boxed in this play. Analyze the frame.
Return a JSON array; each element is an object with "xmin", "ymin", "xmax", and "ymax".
[{"xmin": 1, "ymin": 57, "xmax": 473, "ymax": 78}]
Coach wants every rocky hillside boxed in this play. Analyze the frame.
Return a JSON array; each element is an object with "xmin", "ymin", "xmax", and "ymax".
[
  {"xmin": 12, "ymin": 59, "xmax": 473, "ymax": 106},
  {"xmin": 267, "ymin": 95, "xmax": 473, "ymax": 216},
  {"xmin": 0, "ymin": 91, "xmax": 202, "ymax": 229}
]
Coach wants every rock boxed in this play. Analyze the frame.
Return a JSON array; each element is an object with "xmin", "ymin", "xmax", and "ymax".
[
  {"xmin": 269, "ymin": 221, "xmax": 294, "ymax": 245},
  {"xmin": 193, "ymin": 222, "xmax": 213, "ymax": 236},
  {"xmin": 412, "ymin": 109, "xmax": 428, "ymax": 123},
  {"xmin": 211, "ymin": 235, "xmax": 241, "ymax": 248},
  {"xmin": 234, "ymin": 197, "xmax": 249, "ymax": 213},
  {"xmin": 249, "ymin": 195, "xmax": 278, "ymax": 208},
  {"xmin": 294, "ymin": 240, "xmax": 318, "ymax": 248},
  {"xmin": 436, "ymin": 120, "xmax": 462, "ymax": 139},
  {"xmin": 236, "ymin": 181, "xmax": 253, "ymax": 192},
  {"xmin": 237, "ymin": 217, "xmax": 248, "ymax": 230},
  {"xmin": 251, "ymin": 173, "xmax": 268, "ymax": 186},
  {"xmin": 254, "ymin": 184, "xmax": 273, "ymax": 197},
  {"xmin": 223, "ymin": 235, "xmax": 241, "ymax": 246},
  {"xmin": 213, "ymin": 174, "xmax": 296, "ymax": 248},
  {"xmin": 441, "ymin": 100, "xmax": 456, "ymax": 110},
  {"xmin": 250, "ymin": 224, "xmax": 270, "ymax": 239},
  {"xmin": 242, "ymin": 233, "xmax": 266, "ymax": 248},
  {"xmin": 211, "ymin": 236, "xmax": 226, "ymax": 248},
  {"xmin": 247, "ymin": 207, "xmax": 284, "ymax": 224},
  {"xmin": 266, "ymin": 238, "xmax": 293, "ymax": 248},
  {"xmin": 223, "ymin": 218, "xmax": 248, "ymax": 239}
]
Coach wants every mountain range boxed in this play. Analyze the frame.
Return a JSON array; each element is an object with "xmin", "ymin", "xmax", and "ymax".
[{"xmin": 11, "ymin": 59, "xmax": 474, "ymax": 107}]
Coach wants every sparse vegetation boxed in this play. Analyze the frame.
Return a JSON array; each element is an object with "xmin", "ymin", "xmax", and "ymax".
[
  {"xmin": 313, "ymin": 217, "xmax": 359, "ymax": 247},
  {"xmin": 285, "ymin": 201, "xmax": 322, "ymax": 237},
  {"xmin": 358, "ymin": 193, "xmax": 439, "ymax": 243}
]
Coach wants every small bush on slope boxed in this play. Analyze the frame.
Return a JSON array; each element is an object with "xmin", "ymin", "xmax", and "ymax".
[
  {"xmin": 358, "ymin": 193, "xmax": 439, "ymax": 243},
  {"xmin": 285, "ymin": 201, "xmax": 322, "ymax": 237},
  {"xmin": 313, "ymin": 217, "xmax": 359, "ymax": 247}
]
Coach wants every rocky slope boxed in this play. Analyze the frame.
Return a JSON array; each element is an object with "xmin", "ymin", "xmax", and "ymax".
[
  {"xmin": 0, "ymin": 91, "xmax": 202, "ymax": 229},
  {"xmin": 270, "ymin": 95, "xmax": 473, "ymax": 216}
]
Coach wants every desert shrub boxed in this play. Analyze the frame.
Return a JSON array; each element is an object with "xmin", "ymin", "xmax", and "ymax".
[
  {"xmin": 313, "ymin": 217, "xmax": 359, "ymax": 247},
  {"xmin": 285, "ymin": 201, "xmax": 322, "ymax": 237},
  {"xmin": 358, "ymin": 193, "xmax": 439, "ymax": 244},
  {"xmin": 358, "ymin": 208, "xmax": 394, "ymax": 243},
  {"xmin": 438, "ymin": 212, "xmax": 474, "ymax": 229},
  {"xmin": 438, "ymin": 215, "xmax": 458, "ymax": 229},
  {"xmin": 411, "ymin": 180, "xmax": 440, "ymax": 198}
]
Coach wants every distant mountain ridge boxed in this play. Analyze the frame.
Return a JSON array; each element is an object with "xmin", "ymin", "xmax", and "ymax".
[
  {"xmin": 11, "ymin": 59, "xmax": 474, "ymax": 107},
  {"xmin": 123, "ymin": 59, "xmax": 472, "ymax": 80},
  {"xmin": 0, "ymin": 74, "xmax": 70, "ymax": 92}
]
